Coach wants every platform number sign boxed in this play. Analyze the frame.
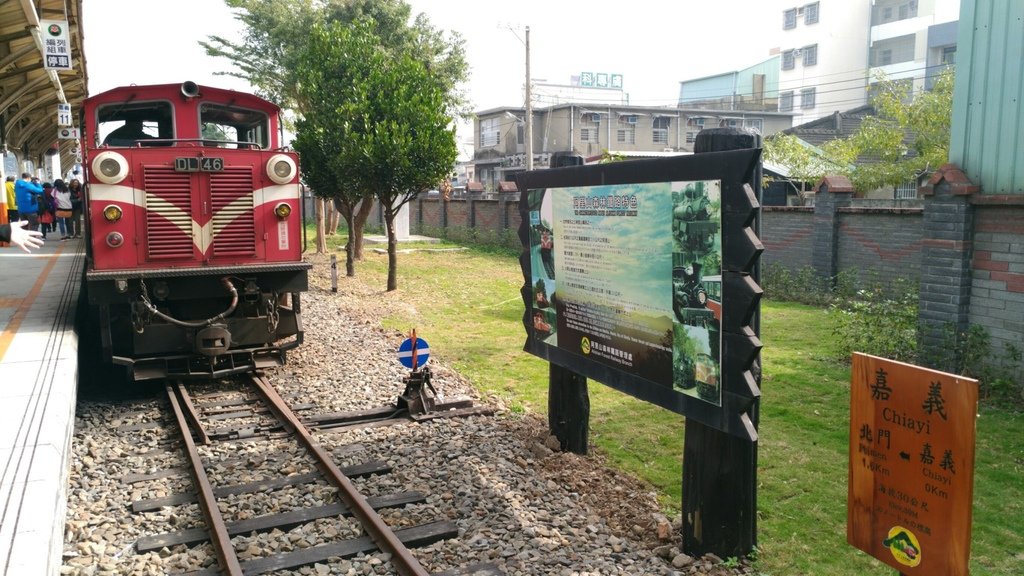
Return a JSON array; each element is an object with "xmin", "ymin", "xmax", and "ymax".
[
  {"xmin": 397, "ymin": 337, "xmax": 430, "ymax": 370},
  {"xmin": 57, "ymin": 104, "xmax": 72, "ymax": 126}
]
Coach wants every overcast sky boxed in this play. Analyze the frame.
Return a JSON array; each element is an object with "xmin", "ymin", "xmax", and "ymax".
[{"xmin": 82, "ymin": 0, "xmax": 782, "ymax": 157}]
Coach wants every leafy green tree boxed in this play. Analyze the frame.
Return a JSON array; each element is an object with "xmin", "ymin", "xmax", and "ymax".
[
  {"xmin": 203, "ymin": 0, "xmax": 469, "ymax": 258},
  {"xmin": 834, "ymin": 70, "xmax": 954, "ymax": 193},
  {"xmin": 763, "ymin": 133, "xmax": 847, "ymax": 204},
  {"xmin": 294, "ymin": 20, "xmax": 457, "ymax": 291},
  {"xmin": 203, "ymin": 0, "xmax": 468, "ymax": 115},
  {"xmin": 765, "ymin": 70, "xmax": 954, "ymax": 197}
]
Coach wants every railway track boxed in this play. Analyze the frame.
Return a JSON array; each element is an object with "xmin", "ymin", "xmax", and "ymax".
[{"xmin": 121, "ymin": 373, "xmax": 499, "ymax": 575}]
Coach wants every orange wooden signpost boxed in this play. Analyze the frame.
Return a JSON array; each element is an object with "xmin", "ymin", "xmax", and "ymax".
[{"xmin": 848, "ymin": 353, "xmax": 978, "ymax": 575}]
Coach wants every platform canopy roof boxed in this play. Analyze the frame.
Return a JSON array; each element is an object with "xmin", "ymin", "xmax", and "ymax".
[{"xmin": 0, "ymin": 0, "xmax": 87, "ymax": 168}]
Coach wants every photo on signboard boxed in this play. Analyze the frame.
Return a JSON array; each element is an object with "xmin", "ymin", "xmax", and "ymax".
[
  {"xmin": 528, "ymin": 189, "xmax": 558, "ymax": 345},
  {"xmin": 670, "ymin": 181, "xmax": 722, "ymax": 406}
]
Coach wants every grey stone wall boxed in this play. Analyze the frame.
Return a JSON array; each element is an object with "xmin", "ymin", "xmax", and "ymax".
[
  {"xmin": 836, "ymin": 208, "xmax": 924, "ymax": 286},
  {"xmin": 761, "ymin": 207, "xmax": 814, "ymax": 271},
  {"xmin": 970, "ymin": 206, "xmax": 1024, "ymax": 364}
]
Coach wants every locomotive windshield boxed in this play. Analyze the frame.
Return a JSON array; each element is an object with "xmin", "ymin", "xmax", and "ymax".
[
  {"xmin": 97, "ymin": 101, "xmax": 172, "ymax": 146},
  {"xmin": 199, "ymin": 103, "xmax": 271, "ymax": 149}
]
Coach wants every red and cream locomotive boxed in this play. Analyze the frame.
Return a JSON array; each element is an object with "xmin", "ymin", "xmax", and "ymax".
[{"xmin": 81, "ymin": 81, "xmax": 309, "ymax": 381}]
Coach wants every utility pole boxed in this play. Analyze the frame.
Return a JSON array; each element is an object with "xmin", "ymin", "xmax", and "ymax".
[{"xmin": 525, "ymin": 26, "xmax": 533, "ymax": 171}]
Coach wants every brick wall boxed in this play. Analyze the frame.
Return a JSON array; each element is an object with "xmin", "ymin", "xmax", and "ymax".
[
  {"xmin": 837, "ymin": 208, "xmax": 924, "ymax": 285},
  {"xmin": 473, "ymin": 199, "xmax": 502, "ymax": 232},
  {"xmin": 970, "ymin": 206, "xmax": 1024, "ymax": 358},
  {"xmin": 446, "ymin": 199, "xmax": 470, "ymax": 228},
  {"xmin": 418, "ymin": 198, "xmax": 442, "ymax": 228},
  {"xmin": 761, "ymin": 207, "xmax": 814, "ymax": 271}
]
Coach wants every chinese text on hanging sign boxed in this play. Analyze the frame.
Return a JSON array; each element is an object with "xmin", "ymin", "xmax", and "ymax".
[{"xmin": 41, "ymin": 20, "xmax": 72, "ymax": 71}]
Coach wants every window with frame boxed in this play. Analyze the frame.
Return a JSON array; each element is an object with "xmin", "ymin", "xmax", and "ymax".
[
  {"xmin": 652, "ymin": 116, "xmax": 670, "ymax": 144},
  {"xmin": 802, "ymin": 44, "xmax": 817, "ymax": 66},
  {"xmin": 686, "ymin": 131, "xmax": 696, "ymax": 143},
  {"xmin": 479, "ymin": 117, "xmax": 500, "ymax": 147},
  {"xmin": 783, "ymin": 8, "xmax": 797, "ymax": 29},
  {"xmin": 780, "ymin": 91, "xmax": 794, "ymax": 112},
  {"xmin": 580, "ymin": 127, "xmax": 599, "ymax": 142},
  {"xmin": 617, "ymin": 128, "xmax": 635, "ymax": 144},
  {"xmin": 941, "ymin": 45, "xmax": 956, "ymax": 65},
  {"xmin": 801, "ymin": 87, "xmax": 816, "ymax": 109},
  {"xmin": 782, "ymin": 50, "xmax": 795, "ymax": 70},
  {"xmin": 804, "ymin": 2, "xmax": 819, "ymax": 24},
  {"xmin": 744, "ymin": 118, "xmax": 763, "ymax": 133},
  {"xmin": 199, "ymin": 103, "xmax": 272, "ymax": 148},
  {"xmin": 98, "ymin": 101, "xmax": 174, "ymax": 147}
]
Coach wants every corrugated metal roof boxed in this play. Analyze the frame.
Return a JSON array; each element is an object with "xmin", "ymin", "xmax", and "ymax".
[{"xmin": 950, "ymin": 0, "xmax": 1024, "ymax": 194}]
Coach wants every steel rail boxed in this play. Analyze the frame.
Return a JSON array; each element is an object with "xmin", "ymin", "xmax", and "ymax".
[
  {"xmin": 250, "ymin": 373, "xmax": 430, "ymax": 576},
  {"xmin": 165, "ymin": 382, "xmax": 243, "ymax": 575},
  {"xmin": 174, "ymin": 381, "xmax": 210, "ymax": 445}
]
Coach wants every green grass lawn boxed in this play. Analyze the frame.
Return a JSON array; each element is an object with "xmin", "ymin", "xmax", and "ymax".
[{"xmin": 319, "ymin": 235, "xmax": 1023, "ymax": 575}]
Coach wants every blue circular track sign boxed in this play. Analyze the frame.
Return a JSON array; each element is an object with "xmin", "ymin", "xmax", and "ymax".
[{"xmin": 397, "ymin": 337, "xmax": 430, "ymax": 369}]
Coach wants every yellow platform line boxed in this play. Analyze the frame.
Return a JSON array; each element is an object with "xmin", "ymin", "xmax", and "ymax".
[{"xmin": 0, "ymin": 244, "xmax": 66, "ymax": 362}]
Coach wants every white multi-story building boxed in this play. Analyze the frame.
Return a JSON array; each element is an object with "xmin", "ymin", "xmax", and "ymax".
[{"xmin": 776, "ymin": 0, "xmax": 959, "ymax": 124}]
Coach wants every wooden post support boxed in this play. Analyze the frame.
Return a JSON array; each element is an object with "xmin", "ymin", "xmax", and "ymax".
[
  {"xmin": 682, "ymin": 128, "xmax": 761, "ymax": 558},
  {"xmin": 548, "ymin": 363, "xmax": 589, "ymax": 455},
  {"xmin": 330, "ymin": 254, "xmax": 338, "ymax": 293}
]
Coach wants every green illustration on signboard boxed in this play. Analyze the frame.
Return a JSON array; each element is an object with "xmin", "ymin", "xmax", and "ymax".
[{"xmin": 527, "ymin": 180, "xmax": 723, "ymax": 406}]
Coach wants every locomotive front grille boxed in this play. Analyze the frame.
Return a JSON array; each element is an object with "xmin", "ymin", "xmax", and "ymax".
[
  {"xmin": 210, "ymin": 167, "xmax": 256, "ymax": 257},
  {"xmin": 142, "ymin": 165, "xmax": 256, "ymax": 260},
  {"xmin": 144, "ymin": 167, "xmax": 194, "ymax": 259}
]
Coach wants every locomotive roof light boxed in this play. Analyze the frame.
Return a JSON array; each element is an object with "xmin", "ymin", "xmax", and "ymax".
[
  {"xmin": 92, "ymin": 151, "xmax": 129, "ymax": 184},
  {"xmin": 103, "ymin": 204, "xmax": 123, "ymax": 222},
  {"xmin": 274, "ymin": 202, "xmax": 292, "ymax": 219},
  {"xmin": 266, "ymin": 154, "xmax": 296, "ymax": 184},
  {"xmin": 181, "ymin": 81, "xmax": 200, "ymax": 98}
]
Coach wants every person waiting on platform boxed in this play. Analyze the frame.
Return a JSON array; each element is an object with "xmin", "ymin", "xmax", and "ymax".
[
  {"xmin": 14, "ymin": 173, "xmax": 42, "ymax": 231},
  {"xmin": 104, "ymin": 120, "xmax": 155, "ymax": 146},
  {"xmin": 0, "ymin": 221, "xmax": 44, "ymax": 253},
  {"xmin": 4, "ymin": 175, "xmax": 17, "ymax": 223}
]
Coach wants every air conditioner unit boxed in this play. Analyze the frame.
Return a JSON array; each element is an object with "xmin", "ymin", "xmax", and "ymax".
[
  {"xmin": 588, "ymin": 113, "xmax": 601, "ymax": 123},
  {"xmin": 626, "ymin": 115, "xmax": 638, "ymax": 124}
]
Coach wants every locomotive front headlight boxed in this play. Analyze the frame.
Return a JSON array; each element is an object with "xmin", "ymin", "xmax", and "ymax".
[
  {"xmin": 103, "ymin": 204, "xmax": 123, "ymax": 222},
  {"xmin": 92, "ymin": 151, "xmax": 129, "ymax": 184},
  {"xmin": 266, "ymin": 154, "xmax": 296, "ymax": 184},
  {"xmin": 274, "ymin": 202, "xmax": 292, "ymax": 219}
]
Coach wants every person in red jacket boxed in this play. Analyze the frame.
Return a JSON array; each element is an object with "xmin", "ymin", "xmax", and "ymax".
[{"xmin": 0, "ymin": 221, "xmax": 44, "ymax": 253}]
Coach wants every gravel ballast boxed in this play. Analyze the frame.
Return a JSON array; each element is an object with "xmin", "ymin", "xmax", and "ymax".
[{"xmin": 62, "ymin": 253, "xmax": 751, "ymax": 575}]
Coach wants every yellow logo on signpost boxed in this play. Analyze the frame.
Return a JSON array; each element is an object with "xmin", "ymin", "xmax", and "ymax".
[
  {"xmin": 580, "ymin": 337, "xmax": 591, "ymax": 355},
  {"xmin": 883, "ymin": 526, "xmax": 922, "ymax": 567}
]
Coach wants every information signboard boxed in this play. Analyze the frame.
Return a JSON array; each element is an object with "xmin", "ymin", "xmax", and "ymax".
[
  {"xmin": 516, "ymin": 151, "xmax": 762, "ymax": 439},
  {"xmin": 848, "ymin": 353, "xmax": 978, "ymax": 575}
]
